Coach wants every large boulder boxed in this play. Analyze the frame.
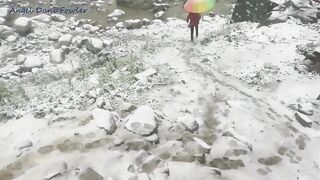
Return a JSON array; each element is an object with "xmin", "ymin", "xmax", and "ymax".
[
  {"xmin": 92, "ymin": 108, "xmax": 117, "ymax": 134},
  {"xmin": 107, "ymin": 9, "xmax": 125, "ymax": 18},
  {"xmin": 232, "ymin": 0, "xmax": 320, "ymax": 25},
  {"xmin": 86, "ymin": 38, "xmax": 104, "ymax": 53},
  {"xmin": 124, "ymin": 19, "xmax": 143, "ymax": 29},
  {"xmin": 57, "ymin": 34, "xmax": 73, "ymax": 48},
  {"xmin": 231, "ymin": 0, "xmax": 277, "ymax": 23},
  {"xmin": 0, "ymin": 25, "xmax": 14, "ymax": 39},
  {"xmin": 50, "ymin": 49, "xmax": 65, "ymax": 64},
  {"xmin": 23, "ymin": 56, "xmax": 44, "ymax": 69},
  {"xmin": 13, "ymin": 17, "xmax": 32, "ymax": 34},
  {"xmin": 125, "ymin": 105, "xmax": 157, "ymax": 136},
  {"xmin": 0, "ymin": 7, "xmax": 9, "ymax": 19}
]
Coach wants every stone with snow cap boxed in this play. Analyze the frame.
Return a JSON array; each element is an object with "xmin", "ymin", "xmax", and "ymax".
[
  {"xmin": 0, "ymin": 7, "xmax": 9, "ymax": 19},
  {"xmin": 86, "ymin": 38, "xmax": 104, "ymax": 53},
  {"xmin": 44, "ymin": 161, "xmax": 67, "ymax": 180},
  {"xmin": 125, "ymin": 105, "xmax": 157, "ymax": 136},
  {"xmin": 51, "ymin": 14, "xmax": 67, "ymax": 22},
  {"xmin": 13, "ymin": 17, "xmax": 32, "ymax": 34},
  {"xmin": 15, "ymin": 140, "xmax": 33, "ymax": 150},
  {"xmin": 295, "ymin": 112, "xmax": 312, "ymax": 128},
  {"xmin": 24, "ymin": 56, "xmax": 43, "ymax": 69},
  {"xmin": 107, "ymin": 9, "xmax": 125, "ymax": 18},
  {"xmin": 0, "ymin": 17, "xmax": 5, "ymax": 25},
  {"xmin": 134, "ymin": 68, "xmax": 157, "ymax": 80},
  {"xmin": 0, "ymin": 25, "xmax": 14, "ymax": 39},
  {"xmin": 50, "ymin": 49, "xmax": 65, "ymax": 64},
  {"xmin": 92, "ymin": 108, "xmax": 117, "ymax": 134},
  {"xmin": 57, "ymin": 34, "xmax": 73, "ymax": 48},
  {"xmin": 298, "ymin": 103, "xmax": 314, "ymax": 116},
  {"xmin": 177, "ymin": 115, "xmax": 199, "ymax": 132}
]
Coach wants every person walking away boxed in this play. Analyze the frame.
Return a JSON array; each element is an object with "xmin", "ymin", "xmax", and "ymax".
[{"xmin": 187, "ymin": 13, "xmax": 201, "ymax": 41}]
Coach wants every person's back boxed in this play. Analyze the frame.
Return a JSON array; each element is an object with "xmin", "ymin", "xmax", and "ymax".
[
  {"xmin": 187, "ymin": 13, "xmax": 201, "ymax": 41},
  {"xmin": 187, "ymin": 13, "xmax": 201, "ymax": 27}
]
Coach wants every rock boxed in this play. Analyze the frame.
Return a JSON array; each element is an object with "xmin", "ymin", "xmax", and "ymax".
[
  {"xmin": 260, "ymin": 0, "xmax": 319, "ymax": 26},
  {"xmin": 50, "ymin": 49, "xmax": 65, "ymax": 64},
  {"xmin": 13, "ymin": 17, "xmax": 32, "ymax": 34},
  {"xmin": 0, "ymin": 25, "xmax": 14, "ymax": 39},
  {"xmin": 126, "ymin": 139, "xmax": 152, "ymax": 151},
  {"xmin": 153, "ymin": 3, "xmax": 170, "ymax": 12},
  {"xmin": 134, "ymin": 68, "xmax": 157, "ymax": 80},
  {"xmin": 124, "ymin": 19, "xmax": 143, "ymax": 30},
  {"xmin": 32, "ymin": 14, "xmax": 52, "ymax": 23},
  {"xmin": 24, "ymin": 56, "xmax": 43, "ymax": 69},
  {"xmin": 125, "ymin": 105, "xmax": 157, "ymax": 136},
  {"xmin": 142, "ymin": 18, "xmax": 151, "ymax": 25},
  {"xmin": 51, "ymin": 14, "xmax": 67, "ymax": 22},
  {"xmin": 6, "ymin": 35, "xmax": 17, "ymax": 42},
  {"xmin": 79, "ymin": 167, "xmax": 103, "ymax": 180},
  {"xmin": 44, "ymin": 161, "xmax": 67, "ymax": 180},
  {"xmin": 86, "ymin": 38, "xmax": 104, "ymax": 53},
  {"xmin": 107, "ymin": 9, "xmax": 125, "ymax": 18},
  {"xmin": 193, "ymin": 137, "xmax": 211, "ymax": 151},
  {"xmin": 0, "ymin": 17, "xmax": 5, "ymax": 25},
  {"xmin": 155, "ymin": 11, "xmax": 165, "ymax": 19},
  {"xmin": 83, "ymin": 24, "xmax": 93, "ymax": 30},
  {"xmin": 92, "ymin": 108, "xmax": 117, "ymax": 134},
  {"xmin": 176, "ymin": 115, "xmax": 199, "ymax": 133},
  {"xmin": 141, "ymin": 155, "xmax": 162, "ymax": 173},
  {"xmin": 209, "ymin": 158, "xmax": 245, "ymax": 170},
  {"xmin": 317, "ymin": 94, "xmax": 320, "ymax": 101},
  {"xmin": 143, "ymin": 133, "xmax": 159, "ymax": 143},
  {"xmin": 298, "ymin": 103, "xmax": 314, "ymax": 116},
  {"xmin": 295, "ymin": 112, "xmax": 313, "ymax": 128},
  {"xmin": 232, "ymin": 0, "xmax": 277, "ymax": 23},
  {"xmin": 57, "ymin": 34, "xmax": 73, "ymax": 48},
  {"xmin": 120, "ymin": 102, "xmax": 137, "ymax": 113},
  {"xmin": 15, "ymin": 140, "xmax": 33, "ymax": 149},
  {"xmin": 48, "ymin": 32, "xmax": 60, "ymax": 41},
  {"xmin": 115, "ymin": 22, "xmax": 124, "ymax": 29},
  {"xmin": 16, "ymin": 54, "xmax": 27, "ymax": 65},
  {"xmin": 172, "ymin": 151, "xmax": 196, "ymax": 162},
  {"xmin": 258, "ymin": 156, "xmax": 282, "ymax": 166},
  {"xmin": 0, "ymin": 7, "xmax": 9, "ymax": 19}
]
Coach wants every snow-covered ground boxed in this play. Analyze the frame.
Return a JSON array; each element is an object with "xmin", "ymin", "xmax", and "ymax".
[{"xmin": 0, "ymin": 10, "xmax": 320, "ymax": 180}]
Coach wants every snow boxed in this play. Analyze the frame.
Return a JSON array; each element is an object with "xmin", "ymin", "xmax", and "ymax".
[{"xmin": 0, "ymin": 7, "xmax": 320, "ymax": 180}]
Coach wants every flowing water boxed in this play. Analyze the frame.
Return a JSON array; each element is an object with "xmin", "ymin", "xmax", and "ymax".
[{"xmin": 5, "ymin": 0, "xmax": 235, "ymax": 26}]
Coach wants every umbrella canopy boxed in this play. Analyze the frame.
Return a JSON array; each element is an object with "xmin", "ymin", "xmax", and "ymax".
[{"xmin": 184, "ymin": 0, "xmax": 216, "ymax": 13}]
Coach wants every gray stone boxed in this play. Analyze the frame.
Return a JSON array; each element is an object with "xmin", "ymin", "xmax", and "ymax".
[
  {"xmin": 0, "ymin": 7, "xmax": 9, "ymax": 19},
  {"xmin": 16, "ymin": 54, "xmax": 27, "ymax": 65},
  {"xmin": 15, "ymin": 140, "xmax": 33, "ymax": 149},
  {"xmin": 44, "ymin": 161, "xmax": 67, "ymax": 180},
  {"xmin": 86, "ymin": 38, "xmax": 104, "ymax": 53},
  {"xmin": 13, "ymin": 17, "xmax": 32, "ymax": 34},
  {"xmin": 23, "ymin": 56, "xmax": 43, "ymax": 69},
  {"xmin": 51, "ymin": 14, "xmax": 67, "ymax": 22},
  {"xmin": 258, "ymin": 156, "xmax": 282, "ymax": 166},
  {"xmin": 125, "ymin": 105, "xmax": 157, "ymax": 136},
  {"xmin": 209, "ymin": 158, "xmax": 245, "ymax": 170},
  {"xmin": 50, "ymin": 49, "xmax": 65, "ymax": 64},
  {"xmin": 124, "ymin": 19, "xmax": 143, "ymax": 30},
  {"xmin": 92, "ymin": 108, "xmax": 117, "ymax": 134},
  {"xmin": 0, "ymin": 25, "xmax": 14, "ymax": 39},
  {"xmin": 295, "ymin": 112, "xmax": 312, "ymax": 128},
  {"xmin": 58, "ymin": 34, "xmax": 73, "ymax": 48},
  {"xmin": 298, "ymin": 103, "xmax": 314, "ymax": 116},
  {"xmin": 79, "ymin": 167, "xmax": 103, "ymax": 180}
]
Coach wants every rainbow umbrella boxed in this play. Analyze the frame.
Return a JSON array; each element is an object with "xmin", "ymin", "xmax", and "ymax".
[{"xmin": 184, "ymin": 0, "xmax": 216, "ymax": 13}]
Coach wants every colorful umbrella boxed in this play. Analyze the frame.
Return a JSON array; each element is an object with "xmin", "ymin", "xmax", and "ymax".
[{"xmin": 184, "ymin": 0, "xmax": 216, "ymax": 13}]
